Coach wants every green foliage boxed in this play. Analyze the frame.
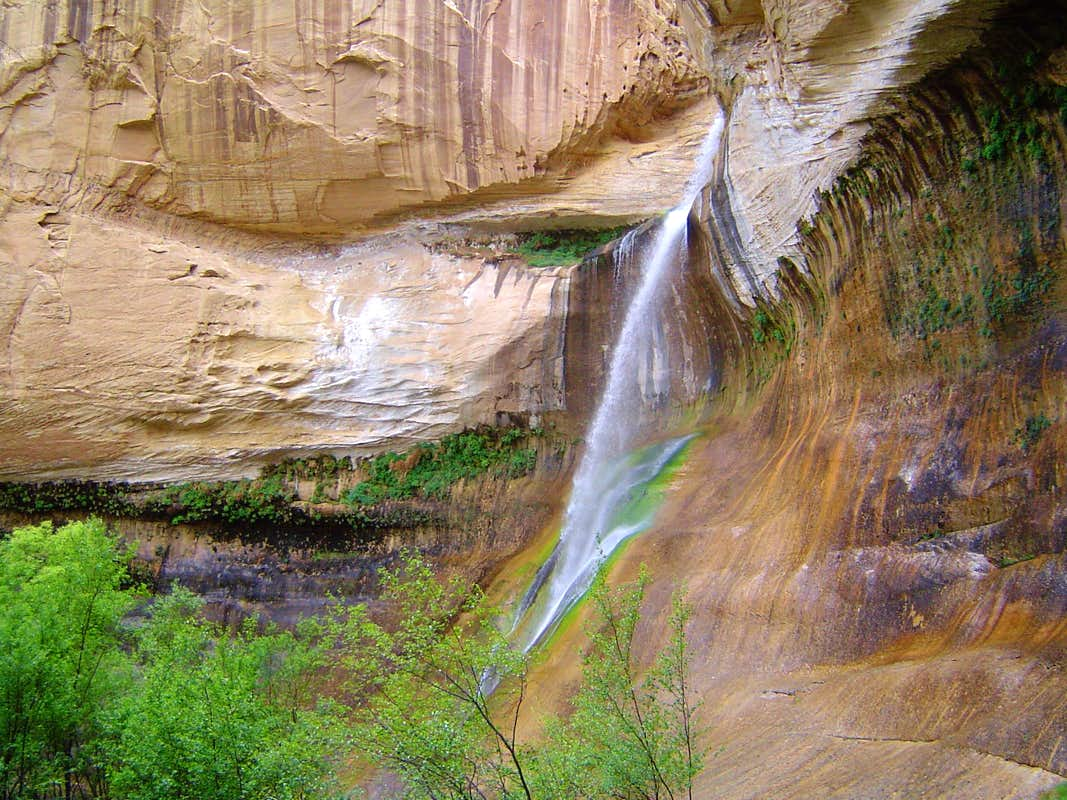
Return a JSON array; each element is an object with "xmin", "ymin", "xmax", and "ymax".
[
  {"xmin": 980, "ymin": 235, "xmax": 1055, "ymax": 335},
  {"xmin": 0, "ymin": 527, "xmax": 701, "ymax": 799},
  {"xmin": 0, "ymin": 520, "xmax": 346, "ymax": 799},
  {"xmin": 339, "ymin": 553, "xmax": 702, "ymax": 800},
  {"xmin": 505, "ymin": 447, "xmax": 538, "ymax": 477},
  {"xmin": 895, "ymin": 277, "xmax": 975, "ymax": 340},
  {"xmin": 750, "ymin": 307, "xmax": 794, "ymax": 355},
  {"xmin": 1013, "ymin": 412, "xmax": 1052, "ymax": 452},
  {"xmin": 0, "ymin": 476, "xmax": 297, "ymax": 528},
  {"xmin": 751, "ymin": 310, "xmax": 779, "ymax": 345},
  {"xmin": 1041, "ymin": 782, "xmax": 1067, "ymax": 799},
  {"xmin": 975, "ymin": 105, "xmax": 1037, "ymax": 162},
  {"xmin": 887, "ymin": 224, "xmax": 977, "ymax": 341},
  {"xmin": 265, "ymin": 454, "xmax": 353, "ymax": 483},
  {"xmin": 746, "ymin": 303, "xmax": 796, "ymax": 385},
  {"xmin": 887, "ymin": 220, "xmax": 1056, "ymax": 348},
  {"xmin": 830, "ymin": 163, "xmax": 874, "ymax": 199},
  {"xmin": 0, "ymin": 432, "xmax": 545, "ymax": 528},
  {"xmin": 145, "ymin": 475, "xmax": 297, "ymax": 525},
  {"xmin": 529, "ymin": 572, "xmax": 702, "ymax": 800},
  {"xmin": 0, "ymin": 519, "xmax": 136, "ymax": 799},
  {"xmin": 918, "ymin": 528, "xmax": 946, "ymax": 542},
  {"xmin": 515, "ymin": 227, "xmax": 629, "ymax": 266},
  {"xmin": 106, "ymin": 589, "xmax": 345, "ymax": 800},
  {"xmin": 963, "ymin": 49, "xmax": 1067, "ymax": 170},
  {"xmin": 0, "ymin": 481, "xmax": 136, "ymax": 517},
  {"xmin": 997, "ymin": 553, "xmax": 1037, "ymax": 568},
  {"xmin": 337, "ymin": 553, "xmax": 535, "ymax": 799},
  {"xmin": 343, "ymin": 428, "xmax": 539, "ymax": 508}
]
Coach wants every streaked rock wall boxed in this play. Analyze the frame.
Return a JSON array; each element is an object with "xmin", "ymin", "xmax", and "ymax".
[
  {"xmin": 0, "ymin": 213, "xmax": 569, "ymax": 481},
  {"xmin": 0, "ymin": 0, "xmax": 706, "ymax": 232}
]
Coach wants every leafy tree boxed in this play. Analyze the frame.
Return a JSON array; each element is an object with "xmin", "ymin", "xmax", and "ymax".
[
  {"xmin": 0, "ymin": 522, "xmax": 701, "ymax": 800},
  {"xmin": 336, "ymin": 554, "xmax": 534, "ymax": 800},
  {"xmin": 105, "ymin": 588, "xmax": 346, "ymax": 800},
  {"xmin": 528, "ymin": 571, "xmax": 702, "ymax": 800},
  {"xmin": 0, "ymin": 519, "xmax": 136, "ymax": 800},
  {"xmin": 339, "ymin": 554, "xmax": 702, "ymax": 800}
]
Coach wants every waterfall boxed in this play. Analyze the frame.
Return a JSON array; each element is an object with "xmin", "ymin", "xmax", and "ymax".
[{"xmin": 513, "ymin": 110, "xmax": 726, "ymax": 651}]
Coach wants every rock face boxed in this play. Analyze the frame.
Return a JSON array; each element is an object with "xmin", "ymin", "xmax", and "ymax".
[
  {"xmin": 686, "ymin": 0, "xmax": 1006, "ymax": 304},
  {"xmin": 526, "ymin": 8, "xmax": 1067, "ymax": 797},
  {"xmin": 0, "ymin": 215, "xmax": 570, "ymax": 480},
  {"xmin": 0, "ymin": 0, "xmax": 706, "ymax": 232},
  {"xmin": 0, "ymin": 0, "xmax": 711, "ymax": 481},
  {"xmin": 4, "ymin": 0, "xmax": 1067, "ymax": 798},
  {"xmin": 0, "ymin": 0, "xmax": 1005, "ymax": 479}
]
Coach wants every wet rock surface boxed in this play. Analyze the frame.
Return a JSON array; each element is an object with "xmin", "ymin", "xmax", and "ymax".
[{"xmin": 3, "ymin": 1, "xmax": 1067, "ymax": 797}]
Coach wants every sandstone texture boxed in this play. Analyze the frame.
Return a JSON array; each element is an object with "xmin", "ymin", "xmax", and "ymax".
[
  {"xmin": 0, "ymin": 0, "xmax": 706, "ymax": 232},
  {"xmin": 0, "ymin": 0, "xmax": 1006, "ymax": 479},
  {"xmin": 0, "ymin": 0, "xmax": 709, "ymax": 481},
  {"xmin": 4, "ymin": 0, "xmax": 1067, "ymax": 797},
  {"xmin": 518, "ymin": 13, "xmax": 1067, "ymax": 796},
  {"xmin": 0, "ymin": 214, "xmax": 570, "ymax": 480},
  {"xmin": 686, "ymin": 0, "xmax": 1005, "ymax": 305}
]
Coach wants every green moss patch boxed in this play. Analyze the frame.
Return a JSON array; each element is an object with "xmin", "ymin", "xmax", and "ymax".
[
  {"xmin": 341, "ymin": 427, "xmax": 540, "ymax": 507},
  {"xmin": 0, "ymin": 426, "xmax": 548, "ymax": 531},
  {"xmin": 514, "ymin": 227, "xmax": 630, "ymax": 266}
]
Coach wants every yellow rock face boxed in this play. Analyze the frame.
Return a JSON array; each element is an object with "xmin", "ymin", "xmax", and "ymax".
[
  {"xmin": 3, "ymin": 2, "xmax": 1066, "ymax": 797},
  {"xmin": 0, "ymin": 0, "xmax": 706, "ymax": 232},
  {"xmin": 0, "ymin": 0, "xmax": 715, "ymax": 481},
  {"xmin": 0, "ymin": 0, "xmax": 1005, "ymax": 481},
  {"xmin": 523, "ymin": 24, "xmax": 1067, "ymax": 795},
  {"xmin": 0, "ymin": 207, "xmax": 571, "ymax": 481}
]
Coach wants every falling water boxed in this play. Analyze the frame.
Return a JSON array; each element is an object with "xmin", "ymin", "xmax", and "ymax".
[{"xmin": 513, "ymin": 110, "xmax": 726, "ymax": 651}]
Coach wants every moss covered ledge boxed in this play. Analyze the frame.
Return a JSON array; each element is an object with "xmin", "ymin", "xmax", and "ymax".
[{"xmin": 0, "ymin": 425, "xmax": 569, "ymax": 537}]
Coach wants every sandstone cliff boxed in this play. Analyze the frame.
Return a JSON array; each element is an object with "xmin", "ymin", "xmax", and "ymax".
[
  {"xmin": 3, "ymin": 1, "xmax": 1067, "ymax": 798},
  {"xmin": 528, "ymin": 5, "xmax": 1067, "ymax": 796},
  {"xmin": 0, "ymin": 0, "xmax": 1008, "ymax": 481},
  {"xmin": 0, "ymin": 0, "xmax": 707, "ymax": 232}
]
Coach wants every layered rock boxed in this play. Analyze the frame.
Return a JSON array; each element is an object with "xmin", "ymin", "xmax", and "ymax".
[
  {"xmin": 519, "ymin": 12, "xmax": 1067, "ymax": 796},
  {"xmin": 0, "ymin": 0, "xmax": 707, "ymax": 232},
  {"xmin": 1, "ymin": 0, "xmax": 1065, "ymax": 796},
  {"xmin": 0, "ymin": 0, "xmax": 1019, "ymax": 481},
  {"xmin": 0, "ymin": 214, "xmax": 569, "ymax": 481},
  {"xmin": 0, "ymin": 0, "xmax": 715, "ymax": 482},
  {"xmin": 685, "ymin": 0, "xmax": 1007, "ymax": 305}
]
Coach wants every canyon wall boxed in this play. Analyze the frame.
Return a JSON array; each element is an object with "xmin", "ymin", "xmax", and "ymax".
[
  {"xmin": 0, "ymin": 219, "xmax": 571, "ymax": 481},
  {"xmin": 0, "ymin": 0, "xmax": 1005, "ymax": 481},
  {"xmin": 4, "ymin": 1, "xmax": 1067, "ymax": 798},
  {"xmin": 548, "ymin": 6, "xmax": 1067, "ymax": 797},
  {"xmin": 0, "ymin": 0, "xmax": 707, "ymax": 232}
]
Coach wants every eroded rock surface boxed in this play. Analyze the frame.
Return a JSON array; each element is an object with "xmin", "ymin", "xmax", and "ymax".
[
  {"xmin": 0, "ymin": 213, "xmax": 570, "ymax": 481},
  {"xmin": 3, "ymin": 1, "xmax": 1067, "ymax": 797},
  {"xmin": 0, "ymin": 0, "xmax": 706, "ymax": 232},
  {"xmin": 0, "ymin": 0, "xmax": 1011, "ymax": 479},
  {"xmin": 524, "ymin": 15, "xmax": 1067, "ymax": 796}
]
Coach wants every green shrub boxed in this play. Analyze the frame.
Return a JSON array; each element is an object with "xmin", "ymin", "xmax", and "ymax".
[
  {"xmin": 980, "ymin": 234, "xmax": 1055, "ymax": 334},
  {"xmin": 106, "ymin": 589, "xmax": 344, "ymax": 800},
  {"xmin": 1014, "ymin": 412, "xmax": 1052, "ymax": 452},
  {"xmin": 342, "ymin": 428, "xmax": 540, "ymax": 508},
  {"xmin": 751, "ymin": 309, "xmax": 787, "ymax": 346},
  {"xmin": 0, "ymin": 481, "xmax": 136, "ymax": 517},
  {"xmin": 0, "ymin": 519, "xmax": 136, "ymax": 798},
  {"xmin": 148, "ymin": 476, "xmax": 296, "ymax": 525},
  {"xmin": 343, "ymin": 554, "xmax": 702, "ymax": 800},
  {"xmin": 515, "ymin": 227, "xmax": 629, "ymax": 266},
  {"xmin": 0, "ymin": 527, "xmax": 701, "ymax": 799}
]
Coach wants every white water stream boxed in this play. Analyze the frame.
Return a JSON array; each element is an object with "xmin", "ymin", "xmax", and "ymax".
[{"xmin": 512, "ymin": 110, "xmax": 726, "ymax": 651}]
